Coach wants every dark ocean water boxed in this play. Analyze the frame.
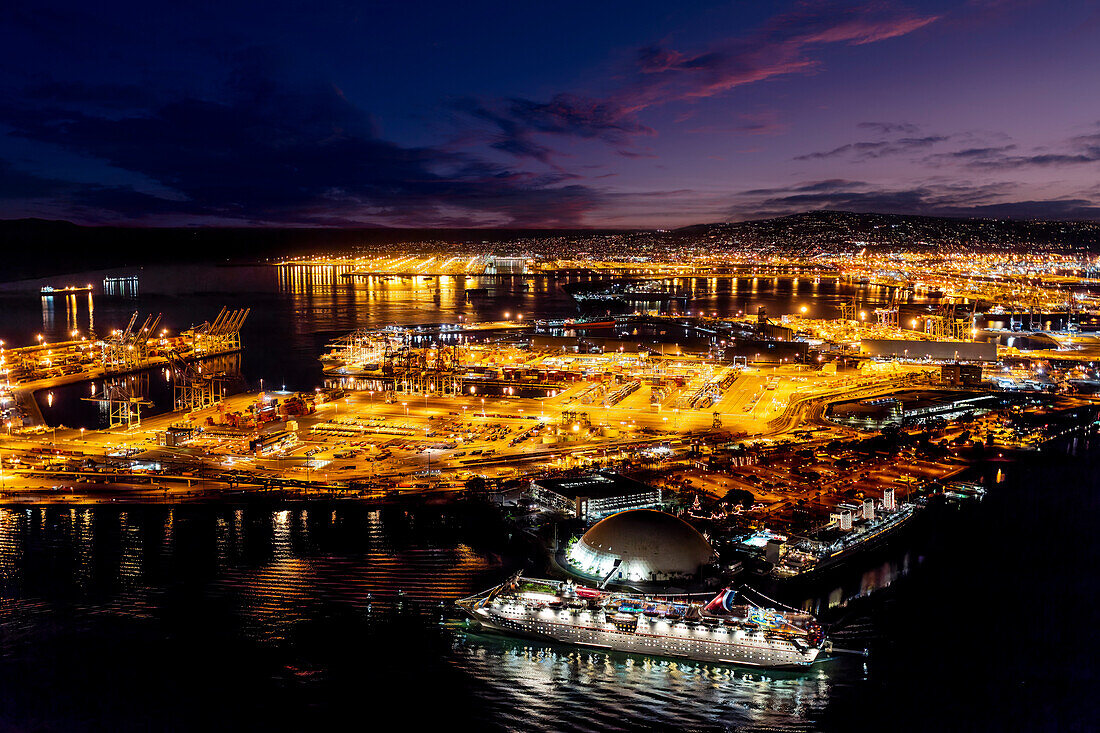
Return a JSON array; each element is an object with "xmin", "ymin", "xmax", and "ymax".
[{"xmin": 0, "ymin": 452, "xmax": 1095, "ymax": 732}]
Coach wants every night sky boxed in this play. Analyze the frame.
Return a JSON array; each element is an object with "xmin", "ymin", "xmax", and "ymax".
[{"xmin": 1, "ymin": 1, "xmax": 1098, "ymax": 228}]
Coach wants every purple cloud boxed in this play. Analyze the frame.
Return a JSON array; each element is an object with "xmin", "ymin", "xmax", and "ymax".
[
  {"xmin": 0, "ymin": 59, "xmax": 607, "ymax": 227},
  {"xmin": 857, "ymin": 121, "xmax": 921, "ymax": 135},
  {"xmin": 459, "ymin": 2, "xmax": 939, "ymax": 161},
  {"xmin": 929, "ymin": 127, "xmax": 1100, "ymax": 170},
  {"xmin": 795, "ymin": 135, "xmax": 950, "ymax": 161},
  {"xmin": 727, "ymin": 178, "xmax": 1100, "ymax": 220}
]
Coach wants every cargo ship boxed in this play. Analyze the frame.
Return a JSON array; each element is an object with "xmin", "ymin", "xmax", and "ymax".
[
  {"xmin": 569, "ymin": 317, "xmax": 616, "ymax": 328},
  {"xmin": 535, "ymin": 317, "xmax": 617, "ymax": 331},
  {"xmin": 41, "ymin": 285, "xmax": 93, "ymax": 296},
  {"xmin": 457, "ymin": 574, "xmax": 828, "ymax": 669},
  {"xmin": 761, "ymin": 501, "xmax": 918, "ymax": 579}
]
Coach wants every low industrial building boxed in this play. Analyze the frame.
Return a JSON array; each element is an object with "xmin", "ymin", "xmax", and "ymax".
[
  {"xmin": 722, "ymin": 338, "xmax": 808, "ymax": 364},
  {"xmin": 828, "ymin": 390, "xmax": 1001, "ymax": 429},
  {"xmin": 829, "ymin": 397, "xmax": 904, "ymax": 430},
  {"xmin": 860, "ymin": 339, "xmax": 997, "ymax": 362},
  {"xmin": 529, "ymin": 472, "xmax": 662, "ymax": 521},
  {"xmin": 941, "ymin": 362, "xmax": 984, "ymax": 386}
]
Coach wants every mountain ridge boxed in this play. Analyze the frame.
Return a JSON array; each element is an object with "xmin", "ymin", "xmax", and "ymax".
[{"xmin": 2, "ymin": 210, "xmax": 1098, "ymax": 281}]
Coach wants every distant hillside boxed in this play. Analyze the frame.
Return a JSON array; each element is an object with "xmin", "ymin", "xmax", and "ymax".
[
  {"xmin": 676, "ymin": 211, "xmax": 1100, "ymax": 250},
  {"xmin": 0, "ymin": 219, "xmax": 610, "ymax": 282},
  {"xmin": 3, "ymin": 210, "xmax": 1099, "ymax": 281}
]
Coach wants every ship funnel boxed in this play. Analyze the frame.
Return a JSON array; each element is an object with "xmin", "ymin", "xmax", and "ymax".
[{"xmin": 883, "ymin": 488, "xmax": 896, "ymax": 511}]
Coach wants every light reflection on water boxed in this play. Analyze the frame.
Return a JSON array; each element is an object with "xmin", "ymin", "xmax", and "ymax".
[
  {"xmin": 0, "ymin": 503, "xmax": 864, "ymax": 731},
  {"xmin": 803, "ymin": 551, "xmax": 916, "ymax": 616},
  {"xmin": 450, "ymin": 630, "xmax": 845, "ymax": 732},
  {"xmin": 0, "ymin": 263, "xmax": 917, "ymax": 391}
]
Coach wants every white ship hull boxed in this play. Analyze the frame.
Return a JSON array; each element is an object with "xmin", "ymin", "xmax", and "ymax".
[{"xmin": 466, "ymin": 603, "xmax": 821, "ymax": 669}]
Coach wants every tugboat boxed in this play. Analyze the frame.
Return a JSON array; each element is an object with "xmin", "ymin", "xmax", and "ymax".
[{"xmin": 457, "ymin": 574, "xmax": 828, "ymax": 669}]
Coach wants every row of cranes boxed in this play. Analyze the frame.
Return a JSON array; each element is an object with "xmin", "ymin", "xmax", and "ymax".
[
  {"xmin": 383, "ymin": 341, "xmax": 466, "ymax": 397},
  {"xmin": 101, "ymin": 312, "xmax": 162, "ymax": 373},
  {"xmin": 100, "ymin": 307, "xmax": 249, "ymax": 374},
  {"xmin": 88, "ymin": 307, "xmax": 248, "ymax": 428},
  {"xmin": 839, "ymin": 292, "xmax": 975, "ymax": 340},
  {"xmin": 191, "ymin": 307, "xmax": 249, "ymax": 356},
  {"xmin": 325, "ymin": 331, "xmax": 471, "ymax": 397}
]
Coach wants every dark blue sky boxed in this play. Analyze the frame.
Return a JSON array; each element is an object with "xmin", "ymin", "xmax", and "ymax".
[{"xmin": 1, "ymin": 1, "xmax": 1098, "ymax": 227}]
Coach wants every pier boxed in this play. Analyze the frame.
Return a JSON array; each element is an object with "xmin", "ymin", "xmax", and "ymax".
[{"xmin": 1, "ymin": 307, "xmax": 248, "ymax": 428}]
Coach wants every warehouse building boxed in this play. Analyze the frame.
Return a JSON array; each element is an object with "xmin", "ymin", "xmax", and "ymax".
[
  {"xmin": 530, "ymin": 472, "xmax": 662, "ymax": 521},
  {"xmin": 860, "ymin": 339, "xmax": 997, "ymax": 362}
]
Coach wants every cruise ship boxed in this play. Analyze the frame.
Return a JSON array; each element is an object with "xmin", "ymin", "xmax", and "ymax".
[{"xmin": 457, "ymin": 574, "xmax": 828, "ymax": 669}]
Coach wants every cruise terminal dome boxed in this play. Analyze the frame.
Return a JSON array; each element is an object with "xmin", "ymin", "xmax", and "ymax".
[{"xmin": 567, "ymin": 509, "xmax": 715, "ymax": 583}]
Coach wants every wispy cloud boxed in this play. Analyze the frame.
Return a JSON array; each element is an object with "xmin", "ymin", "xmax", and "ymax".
[
  {"xmin": 795, "ymin": 135, "xmax": 949, "ymax": 161},
  {"xmin": 856, "ymin": 121, "xmax": 921, "ymax": 135},
  {"xmin": 453, "ymin": 95, "xmax": 655, "ymax": 165},
  {"xmin": 727, "ymin": 178, "xmax": 1100, "ymax": 220},
  {"xmin": 457, "ymin": 2, "xmax": 939, "ymax": 161},
  {"xmin": 963, "ymin": 129, "xmax": 1100, "ymax": 169},
  {"xmin": 686, "ymin": 110, "xmax": 788, "ymax": 136},
  {"xmin": 918, "ymin": 125, "xmax": 1100, "ymax": 170}
]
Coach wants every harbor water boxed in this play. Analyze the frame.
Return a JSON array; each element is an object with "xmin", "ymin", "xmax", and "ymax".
[
  {"xmin": 0, "ymin": 454, "xmax": 1095, "ymax": 731},
  {"xmin": 1, "ymin": 263, "xmax": 929, "ymax": 429},
  {"xmin": 0, "ymin": 263, "xmax": 1094, "ymax": 730}
]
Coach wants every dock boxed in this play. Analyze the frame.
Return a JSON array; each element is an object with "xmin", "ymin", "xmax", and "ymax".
[{"xmin": 1, "ymin": 307, "xmax": 248, "ymax": 428}]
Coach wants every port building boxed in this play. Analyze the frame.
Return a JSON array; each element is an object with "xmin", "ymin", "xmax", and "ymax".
[
  {"xmin": 530, "ymin": 472, "xmax": 661, "ymax": 521},
  {"xmin": 859, "ymin": 339, "xmax": 997, "ymax": 362},
  {"xmin": 484, "ymin": 257, "xmax": 529, "ymax": 275}
]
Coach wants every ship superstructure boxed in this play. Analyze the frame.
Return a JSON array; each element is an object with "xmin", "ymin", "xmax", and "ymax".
[
  {"xmin": 457, "ymin": 574, "xmax": 827, "ymax": 669},
  {"xmin": 763, "ymin": 501, "xmax": 918, "ymax": 579}
]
